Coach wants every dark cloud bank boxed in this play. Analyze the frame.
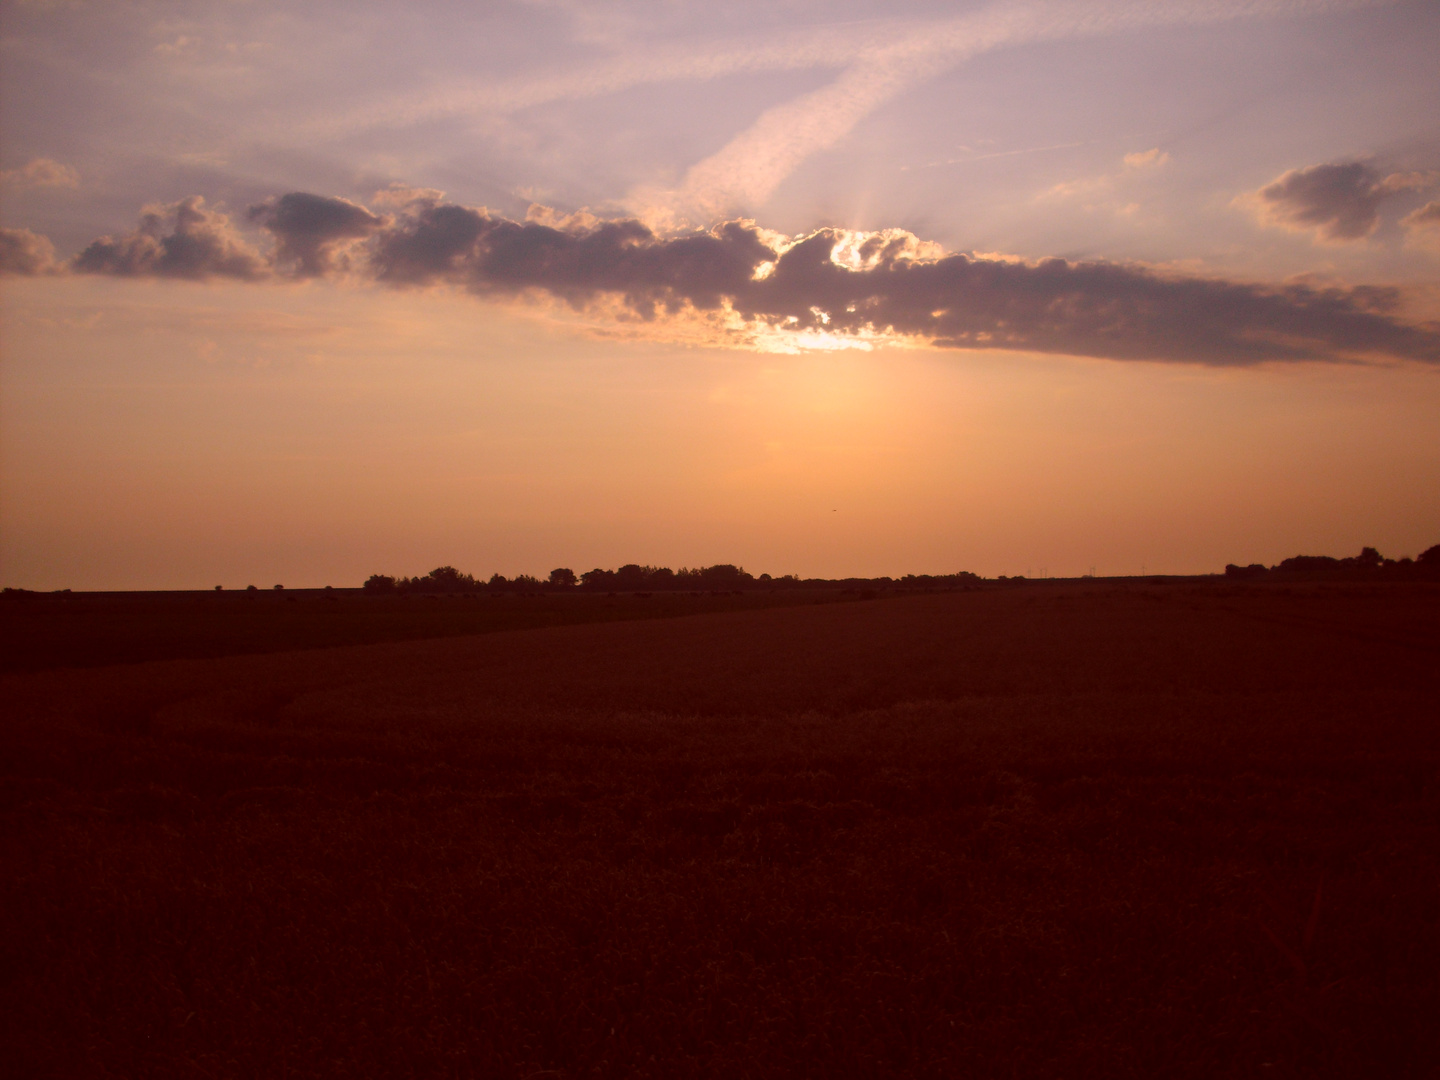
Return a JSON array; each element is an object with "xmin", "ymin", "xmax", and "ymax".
[
  {"xmin": 71, "ymin": 197, "xmax": 268, "ymax": 280},
  {"xmin": 4, "ymin": 190, "xmax": 1438, "ymax": 366},
  {"xmin": 1254, "ymin": 162, "xmax": 1436, "ymax": 242}
]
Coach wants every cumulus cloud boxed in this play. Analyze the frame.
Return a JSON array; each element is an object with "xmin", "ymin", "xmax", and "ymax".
[
  {"xmin": 247, "ymin": 192, "xmax": 384, "ymax": 276},
  {"xmin": 17, "ymin": 190, "xmax": 1440, "ymax": 366},
  {"xmin": 0, "ymin": 157, "xmax": 80, "ymax": 189},
  {"xmin": 1248, "ymin": 162, "xmax": 1439, "ymax": 242},
  {"xmin": 0, "ymin": 227, "xmax": 59, "ymax": 276},
  {"xmin": 1401, "ymin": 200, "xmax": 1440, "ymax": 252},
  {"xmin": 1123, "ymin": 148, "xmax": 1169, "ymax": 170},
  {"xmin": 732, "ymin": 231, "xmax": 1436, "ymax": 365},
  {"xmin": 1045, "ymin": 148, "xmax": 1171, "ymax": 204},
  {"xmin": 362, "ymin": 199, "xmax": 1440, "ymax": 364},
  {"xmin": 73, "ymin": 197, "xmax": 267, "ymax": 280},
  {"xmin": 370, "ymin": 198, "xmax": 774, "ymax": 315}
]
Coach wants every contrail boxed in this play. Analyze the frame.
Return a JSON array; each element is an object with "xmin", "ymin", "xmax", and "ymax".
[{"xmin": 639, "ymin": 0, "xmax": 1387, "ymax": 221}]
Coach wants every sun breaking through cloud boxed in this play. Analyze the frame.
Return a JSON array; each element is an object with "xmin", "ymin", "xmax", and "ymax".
[{"xmin": 9, "ymin": 190, "xmax": 1439, "ymax": 367}]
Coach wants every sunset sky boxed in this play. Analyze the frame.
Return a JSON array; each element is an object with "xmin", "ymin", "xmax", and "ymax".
[{"xmin": 3, "ymin": 0, "xmax": 1439, "ymax": 589}]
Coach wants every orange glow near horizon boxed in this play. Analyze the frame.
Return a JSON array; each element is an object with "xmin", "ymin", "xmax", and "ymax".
[
  {"xmin": 3, "ymin": 275, "xmax": 1438, "ymax": 590},
  {"xmin": 3, "ymin": 0, "xmax": 1439, "ymax": 590}
]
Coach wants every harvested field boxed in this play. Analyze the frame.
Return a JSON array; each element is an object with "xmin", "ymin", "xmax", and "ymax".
[
  {"xmin": 3, "ymin": 582, "xmax": 1438, "ymax": 1077},
  {"xmin": 0, "ymin": 588, "xmax": 828, "ymax": 674}
]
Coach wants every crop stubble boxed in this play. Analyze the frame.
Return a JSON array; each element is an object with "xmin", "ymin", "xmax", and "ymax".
[{"xmin": 2, "ymin": 583, "xmax": 1438, "ymax": 1077}]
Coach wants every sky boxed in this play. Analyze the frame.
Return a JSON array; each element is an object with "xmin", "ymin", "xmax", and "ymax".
[{"xmin": 2, "ymin": 0, "xmax": 1439, "ymax": 588}]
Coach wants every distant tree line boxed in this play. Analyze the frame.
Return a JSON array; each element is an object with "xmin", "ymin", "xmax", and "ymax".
[
  {"xmin": 1225, "ymin": 544, "xmax": 1440, "ymax": 580},
  {"xmin": 363, "ymin": 563, "xmax": 983, "ymax": 595}
]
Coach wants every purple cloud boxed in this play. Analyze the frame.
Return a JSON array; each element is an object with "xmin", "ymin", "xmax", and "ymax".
[
  {"xmin": 18, "ymin": 191, "xmax": 1440, "ymax": 366},
  {"xmin": 248, "ymin": 193, "xmax": 383, "ymax": 277},
  {"xmin": 363, "ymin": 197, "xmax": 1439, "ymax": 365},
  {"xmin": 1251, "ymin": 162, "xmax": 1437, "ymax": 242},
  {"xmin": 73, "ymin": 197, "xmax": 266, "ymax": 280},
  {"xmin": 0, "ymin": 227, "xmax": 58, "ymax": 276}
]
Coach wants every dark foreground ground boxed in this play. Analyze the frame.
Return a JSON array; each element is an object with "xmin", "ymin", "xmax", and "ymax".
[
  {"xmin": 2, "ymin": 582, "xmax": 1438, "ymax": 1078},
  {"xmin": 0, "ymin": 587, "xmax": 837, "ymax": 674}
]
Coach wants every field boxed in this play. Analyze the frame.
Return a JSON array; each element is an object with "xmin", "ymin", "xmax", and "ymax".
[
  {"xmin": 0, "ymin": 587, "xmax": 831, "ymax": 674},
  {"xmin": 3, "ymin": 582, "xmax": 1438, "ymax": 1077}
]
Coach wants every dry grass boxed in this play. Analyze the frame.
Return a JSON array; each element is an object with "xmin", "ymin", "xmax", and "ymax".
[{"xmin": 3, "ymin": 582, "xmax": 1438, "ymax": 1077}]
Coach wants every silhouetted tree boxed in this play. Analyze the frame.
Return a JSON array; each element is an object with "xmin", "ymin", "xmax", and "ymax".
[
  {"xmin": 698, "ymin": 564, "xmax": 752, "ymax": 589},
  {"xmin": 549, "ymin": 568, "xmax": 577, "ymax": 588},
  {"xmin": 428, "ymin": 566, "xmax": 465, "ymax": 589},
  {"xmin": 615, "ymin": 564, "xmax": 648, "ymax": 590},
  {"xmin": 364, "ymin": 574, "xmax": 397, "ymax": 594},
  {"xmin": 393, "ymin": 566, "xmax": 481, "ymax": 593},
  {"xmin": 1225, "ymin": 564, "xmax": 1268, "ymax": 579},
  {"xmin": 1277, "ymin": 555, "xmax": 1340, "ymax": 575},
  {"xmin": 1243, "ymin": 544, "xmax": 1440, "ymax": 580}
]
